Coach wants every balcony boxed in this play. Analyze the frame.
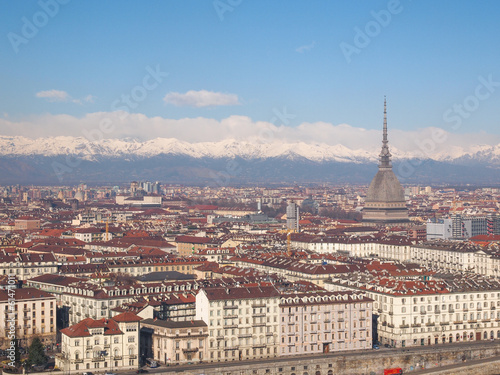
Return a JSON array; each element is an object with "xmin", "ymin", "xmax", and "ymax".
[
  {"xmin": 399, "ymin": 324, "xmax": 409, "ymax": 329},
  {"xmin": 129, "ymin": 355, "xmax": 137, "ymax": 359},
  {"xmin": 73, "ymin": 359, "xmax": 83, "ymax": 364},
  {"xmin": 223, "ymin": 305, "xmax": 238, "ymax": 310},
  {"xmin": 389, "ymin": 311, "xmax": 393, "ymax": 316},
  {"xmin": 92, "ymin": 357, "xmax": 105, "ymax": 362},
  {"xmin": 337, "ymin": 318, "xmax": 344, "ymax": 322},
  {"xmin": 411, "ymin": 324, "xmax": 421, "ymax": 328},
  {"xmin": 182, "ymin": 347, "xmax": 199, "ymax": 353},
  {"xmin": 23, "ymin": 307, "xmax": 31, "ymax": 313},
  {"xmin": 252, "ymin": 303, "xmax": 266, "ymax": 308},
  {"xmin": 387, "ymin": 323, "xmax": 394, "ymax": 328},
  {"xmin": 440, "ymin": 322, "xmax": 449, "ymax": 326},
  {"xmin": 468, "ymin": 320, "xmax": 477, "ymax": 323},
  {"xmin": 253, "ymin": 313, "xmax": 266, "ymax": 318},
  {"xmin": 224, "ymin": 314, "xmax": 238, "ymax": 319},
  {"xmin": 453, "ymin": 321, "xmax": 463, "ymax": 325},
  {"xmin": 238, "ymin": 333, "xmax": 252, "ymax": 339},
  {"xmin": 449, "ymin": 309, "xmax": 455, "ymax": 313},
  {"xmin": 420, "ymin": 311, "xmax": 427, "ymax": 315},
  {"xmin": 425, "ymin": 322, "xmax": 435, "ymax": 327},
  {"xmin": 113, "ymin": 356, "xmax": 122, "ymax": 360}
]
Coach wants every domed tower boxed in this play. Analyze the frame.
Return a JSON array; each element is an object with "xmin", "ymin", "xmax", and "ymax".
[{"xmin": 363, "ymin": 98, "xmax": 409, "ymax": 224}]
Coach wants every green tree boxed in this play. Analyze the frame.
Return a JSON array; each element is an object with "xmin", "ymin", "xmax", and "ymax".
[{"xmin": 26, "ymin": 337, "xmax": 47, "ymax": 367}]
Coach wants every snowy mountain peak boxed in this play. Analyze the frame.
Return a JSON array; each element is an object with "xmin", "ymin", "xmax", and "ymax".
[{"xmin": 0, "ymin": 135, "xmax": 499, "ymax": 165}]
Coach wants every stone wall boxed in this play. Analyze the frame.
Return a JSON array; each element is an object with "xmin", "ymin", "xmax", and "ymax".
[{"xmin": 151, "ymin": 343, "xmax": 500, "ymax": 375}]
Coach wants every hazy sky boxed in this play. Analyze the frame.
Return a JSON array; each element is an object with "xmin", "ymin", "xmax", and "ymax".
[{"xmin": 1, "ymin": 0, "xmax": 500, "ymax": 150}]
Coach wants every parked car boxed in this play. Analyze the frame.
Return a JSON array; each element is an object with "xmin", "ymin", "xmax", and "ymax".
[
  {"xmin": 83, "ymin": 372, "xmax": 94, "ymax": 375},
  {"xmin": 373, "ymin": 345, "xmax": 380, "ymax": 349}
]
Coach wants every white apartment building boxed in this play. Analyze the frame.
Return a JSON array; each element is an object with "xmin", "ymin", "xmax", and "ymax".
[
  {"xmin": 61, "ymin": 280, "xmax": 202, "ymax": 325},
  {"xmin": 278, "ymin": 291, "xmax": 372, "ymax": 356},
  {"xmin": 56, "ymin": 312, "xmax": 142, "ymax": 374},
  {"xmin": 326, "ymin": 272, "xmax": 500, "ymax": 348},
  {"xmin": 0, "ymin": 252, "xmax": 58, "ymax": 279},
  {"xmin": 289, "ymin": 234, "xmax": 500, "ymax": 278},
  {"xmin": 195, "ymin": 285, "xmax": 281, "ymax": 362}
]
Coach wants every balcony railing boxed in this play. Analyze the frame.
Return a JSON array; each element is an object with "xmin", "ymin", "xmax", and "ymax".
[
  {"xmin": 182, "ymin": 347, "xmax": 199, "ymax": 353},
  {"xmin": 399, "ymin": 324, "xmax": 409, "ymax": 328},
  {"xmin": 223, "ymin": 305, "xmax": 238, "ymax": 310},
  {"xmin": 252, "ymin": 303, "xmax": 266, "ymax": 308}
]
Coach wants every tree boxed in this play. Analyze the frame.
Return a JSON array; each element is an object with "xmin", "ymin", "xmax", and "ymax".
[{"xmin": 26, "ymin": 337, "xmax": 47, "ymax": 367}]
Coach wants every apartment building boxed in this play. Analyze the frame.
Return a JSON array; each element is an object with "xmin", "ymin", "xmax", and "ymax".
[
  {"xmin": 326, "ymin": 272, "xmax": 500, "ymax": 348},
  {"xmin": 195, "ymin": 285, "xmax": 281, "ymax": 362},
  {"xmin": 0, "ymin": 288, "xmax": 57, "ymax": 349},
  {"xmin": 56, "ymin": 312, "xmax": 142, "ymax": 374},
  {"xmin": 140, "ymin": 319, "xmax": 208, "ymax": 365},
  {"xmin": 0, "ymin": 252, "xmax": 58, "ymax": 279},
  {"xmin": 278, "ymin": 291, "xmax": 372, "ymax": 356}
]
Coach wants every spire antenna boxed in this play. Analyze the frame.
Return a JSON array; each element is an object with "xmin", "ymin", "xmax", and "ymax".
[{"xmin": 379, "ymin": 97, "xmax": 392, "ymax": 168}]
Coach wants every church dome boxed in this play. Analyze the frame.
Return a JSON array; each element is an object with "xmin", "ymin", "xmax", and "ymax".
[{"xmin": 365, "ymin": 168, "xmax": 405, "ymax": 203}]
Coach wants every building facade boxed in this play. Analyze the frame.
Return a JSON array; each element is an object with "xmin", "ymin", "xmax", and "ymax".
[
  {"xmin": 0, "ymin": 288, "xmax": 57, "ymax": 349},
  {"xmin": 195, "ymin": 285, "xmax": 280, "ymax": 362},
  {"xmin": 56, "ymin": 312, "xmax": 141, "ymax": 374}
]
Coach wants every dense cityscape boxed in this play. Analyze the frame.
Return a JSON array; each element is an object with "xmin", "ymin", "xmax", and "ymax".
[
  {"xmin": 2, "ymin": 134, "xmax": 500, "ymax": 373},
  {"xmin": 3, "ymin": 1, "xmax": 500, "ymax": 374}
]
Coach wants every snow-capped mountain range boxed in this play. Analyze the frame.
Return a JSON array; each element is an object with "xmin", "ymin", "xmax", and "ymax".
[{"xmin": 1, "ymin": 135, "xmax": 500, "ymax": 164}]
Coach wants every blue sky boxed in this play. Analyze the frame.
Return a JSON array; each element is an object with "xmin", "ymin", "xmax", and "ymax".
[{"xmin": 1, "ymin": 0, "xmax": 500, "ymax": 149}]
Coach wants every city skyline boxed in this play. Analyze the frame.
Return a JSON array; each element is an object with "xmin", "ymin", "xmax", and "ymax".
[{"xmin": 1, "ymin": 1, "xmax": 500, "ymax": 154}]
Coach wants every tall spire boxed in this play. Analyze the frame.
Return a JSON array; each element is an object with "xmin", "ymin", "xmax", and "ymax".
[{"xmin": 379, "ymin": 96, "xmax": 392, "ymax": 168}]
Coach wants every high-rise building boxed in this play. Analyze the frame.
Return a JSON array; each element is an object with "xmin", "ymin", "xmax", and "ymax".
[
  {"xmin": 363, "ymin": 99, "xmax": 409, "ymax": 224},
  {"xmin": 286, "ymin": 200, "xmax": 300, "ymax": 231}
]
